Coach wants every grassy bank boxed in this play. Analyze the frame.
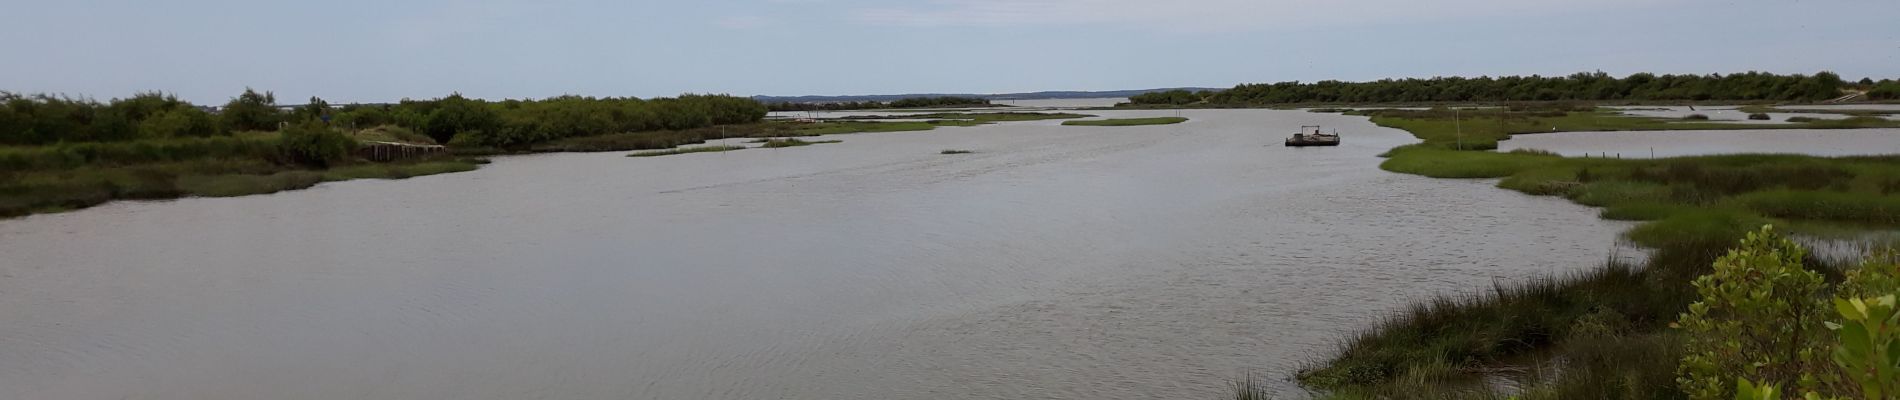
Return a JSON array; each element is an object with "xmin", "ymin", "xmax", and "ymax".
[
  {"xmin": 1, "ymin": 157, "xmax": 478, "ymax": 217},
  {"xmin": 0, "ymin": 124, "xmax": 488, "ymax": 218},
  {"xmin": 1353, "ymin": 108, "xmax": 1900, "ymax": 151},
  {"xmin": 1060, "ymin": 116, "xmax": 1189, "ymax": 126},
  {"xmin": 1292, "ymin": 107, "xmax": 1900, "ymax": 398},
  {"xmin": 625, "ymin": 145, "xmax": 746, "ymax": 158},
  {"xmin": 837, "ymin": 112, "xmax": 1093, "ymax": 123},
  {"xmin": 534, "ymin": 118, "xmax": 1021, "ymax": 154},
  {"xmin": 757, "ymin": 138, "xmax": 841, "ymax": 148}
]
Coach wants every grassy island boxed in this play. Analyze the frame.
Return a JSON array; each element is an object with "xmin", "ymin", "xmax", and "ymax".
[
  {"xmin": 1060, "ymin": 117, "xmax": 1188, "ymax": 126},
  {"xmin": 626, "ymin": 145, "xmax": 746, "ymax": 158},
  {"xmin": 837, "ymin": 112, "xmax": 1092, "ymax": 123}
]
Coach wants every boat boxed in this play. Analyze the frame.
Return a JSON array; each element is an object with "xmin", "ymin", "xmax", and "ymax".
[{"xmin": 1285, "ymin": 125, "xmax": 1341, "ymax": 147}]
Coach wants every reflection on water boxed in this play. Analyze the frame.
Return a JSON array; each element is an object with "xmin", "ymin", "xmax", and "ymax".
[
  {"xmin": 1498, "ymin": 128, "xmax": 1900, "ymax": 158},
  {"xmin": 0, "ymin": 110, "xmax": 1637, "ymax": 400}
]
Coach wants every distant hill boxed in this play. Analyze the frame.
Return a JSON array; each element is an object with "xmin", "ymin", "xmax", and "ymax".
[{"xmin": 753, "ymin": 88, "xmax": 1223, "ymax": 104}]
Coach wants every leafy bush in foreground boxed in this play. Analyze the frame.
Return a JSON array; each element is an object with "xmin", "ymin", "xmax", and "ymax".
[{"xmin": 1675, "ymin": 226, "xmax": 1829, "ymax": 399}]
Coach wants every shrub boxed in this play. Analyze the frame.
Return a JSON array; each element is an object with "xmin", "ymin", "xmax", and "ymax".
[
  {"xmin": 276, "ymin": 122, "xmax": 355, "ymax": 167},
  {"xmin": 222, "ymin": 88, "xmax": 282, "ymax": 132},
  {"xmin": 1676, "ymin": 226, "xmax": 1830, "ymax": 399}
]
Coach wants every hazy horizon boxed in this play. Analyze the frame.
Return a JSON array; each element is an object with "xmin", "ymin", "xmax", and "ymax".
[{"xmin": 4, "ymin": 0, "xmax": 1896, "ymax": 104}]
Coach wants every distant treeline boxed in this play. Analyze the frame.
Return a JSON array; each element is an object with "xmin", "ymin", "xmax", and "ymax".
[
  {"xmin": 1127, "ymin": 90, "xmax": 1217, "ymax": 105},
  {"xmin": 0, "ymin": 90, "xmax": 767, "ymax": 147},
  {"xmin": 1869, "ymin": 78, "xmax": 1900, "ymax": 100},
  {"xmin": 1129, "ymin": 71, "xmax": 1880, "ymax": 105},
  {"xmin": 766, "ymin": 96, "xmax": 991, "ymax": 112}
]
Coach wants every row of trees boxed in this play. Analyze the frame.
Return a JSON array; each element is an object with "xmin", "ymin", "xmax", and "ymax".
[
  {"xmin": 0, "ymin": 92, "xmax": 222, "ymax": 144},
  {"xmin": 1867, "ymin": 79, "xmax": 1900, "ymax": 101},
  {"xmin": 335, "ymin": 93, "xmax": 767, "ymax": 148},
  {"xmin": 1125, "ymin": 89, "xmax": 1214, "ymax": 106},
  {"xmin": 0, "ymin": 89, "xmax": 768, "ymax": 147},
  {"xmin": 1129, "ymin": 71, "xmax": 1865, "ymax": 105},
  {"xmin": 765, "ymin": 96, "xmax": 991, "ymax": 111}
]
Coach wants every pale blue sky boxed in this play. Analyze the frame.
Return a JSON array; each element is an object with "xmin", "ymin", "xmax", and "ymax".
[{"xmin": 3, "ymin": 0, "xmax": 1896, "ymax": 104}]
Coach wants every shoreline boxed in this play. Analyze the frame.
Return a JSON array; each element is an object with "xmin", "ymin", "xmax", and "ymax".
[{"xmin": 1284, "ymin": 105, "xmax": 1900, "ymax": 398}]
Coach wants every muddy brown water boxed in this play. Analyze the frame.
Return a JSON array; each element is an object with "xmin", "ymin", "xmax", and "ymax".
[{"xmin": 0, "ymin": 109, "xmax": 1638, "ymax": 399}]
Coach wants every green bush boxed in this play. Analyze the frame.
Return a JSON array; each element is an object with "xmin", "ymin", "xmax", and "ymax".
[
  {"xmin": 276, "ymin": 123, "xmax": 354, "ymax": 167},
  {"xmin": 222, "ymin": 88, "xmax": 282, "ymax": 132},
  {"xmin": 1676, "ymin": 226, "xmax": 1829, "ymax": 400}
]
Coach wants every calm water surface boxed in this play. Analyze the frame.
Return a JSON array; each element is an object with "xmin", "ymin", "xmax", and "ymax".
[{"xmin": 0, "ymin": 109, "xmax": 1636, "ymax": 399}]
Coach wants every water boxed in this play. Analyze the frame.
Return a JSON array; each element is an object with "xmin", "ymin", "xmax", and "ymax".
[
  {"xmin": 1611, "ymin": 106, "xmax": 1842, "ymax": 124},
  {"xmin": 0, "ymin": 109, "xmax": 1638, "ymax": 400},
  {"xmin": 1498, "ymin": 128, "xmax": 1900, "ymax": 158}
]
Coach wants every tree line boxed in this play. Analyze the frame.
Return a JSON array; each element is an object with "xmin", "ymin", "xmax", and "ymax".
[
  {"xmin": 1126, "ymin": 89, "xmax": 1215, "ymax": 105},
  {"xmin": 1129, "ymin": 71, "xmax": 1870, "ymax": 105},
  {"xmin": 766, "ymin": 96, "xmax": 991, "ymax": 111},
  {"xmin": 1867, "ymin": 79, "xmax": 1900, "ymax": 100},
  {"xmin": 0, "ymin": 89, "xmax": 768, "ymax": 147}
]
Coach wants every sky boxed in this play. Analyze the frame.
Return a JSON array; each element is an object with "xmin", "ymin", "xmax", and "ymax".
[{"xmin": 2, "ymin": 0, "xmax": 1896, "ymax": 104}]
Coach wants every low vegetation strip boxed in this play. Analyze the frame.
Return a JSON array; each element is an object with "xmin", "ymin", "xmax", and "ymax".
[
  {"xmin": 625, "ymin": 145, "xmax": 745, "ymax": 158},
  {"xmin": 759, "ymin": 138, "xmax": 840, "ymax": 148},
  {"xmin": 837, "ymin": 112, "xmax": 1093, "ymax": 122},
  {"xmin": 0, "ymin": 158, "xmax": 478, "ymax": 218},
  {"xmin": 1352, "ymin": 106, "xmax": 1900, "ymax": 151},
  {"xmin": 1123, "ymin": 71, "xmax": 1860, "ymax": 106},
  {"xmin": 1060, "ymin": 117, "xmax": 1188, "ymax": 126}
]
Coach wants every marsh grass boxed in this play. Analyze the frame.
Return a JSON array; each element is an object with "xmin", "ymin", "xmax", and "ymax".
[
  {"xmin": 1233, "ymin": 372, "xmax": 1270, "ymax": 400},
  {"xmin": 0, "ymin": 159, "xmax": 478, "ymax": 217},
  {"xmin": 1355, "ymin": 109, "xmax": 1900, "ymax": 152},
  {"xmin": 1060, "ymin": 117, "xmax": 1189, "ymax": 126},
  {"xmin": 784, "ymin": 122, "xmax": 937, "ymax": 136},
  {"xmin": 760, "ymin": 138, "xmax": 841, "ymax": 148},
  {"xmin": 1299, "ymin": 107, "xmax": 1900, "ymax": 398},
  {"xmin": 841, "ymin": 112, "xmax": 1092, "ymax": 123},
  {"xmin": 625, "ymin": 145, "xmax": 745, "ymax": 157}
]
